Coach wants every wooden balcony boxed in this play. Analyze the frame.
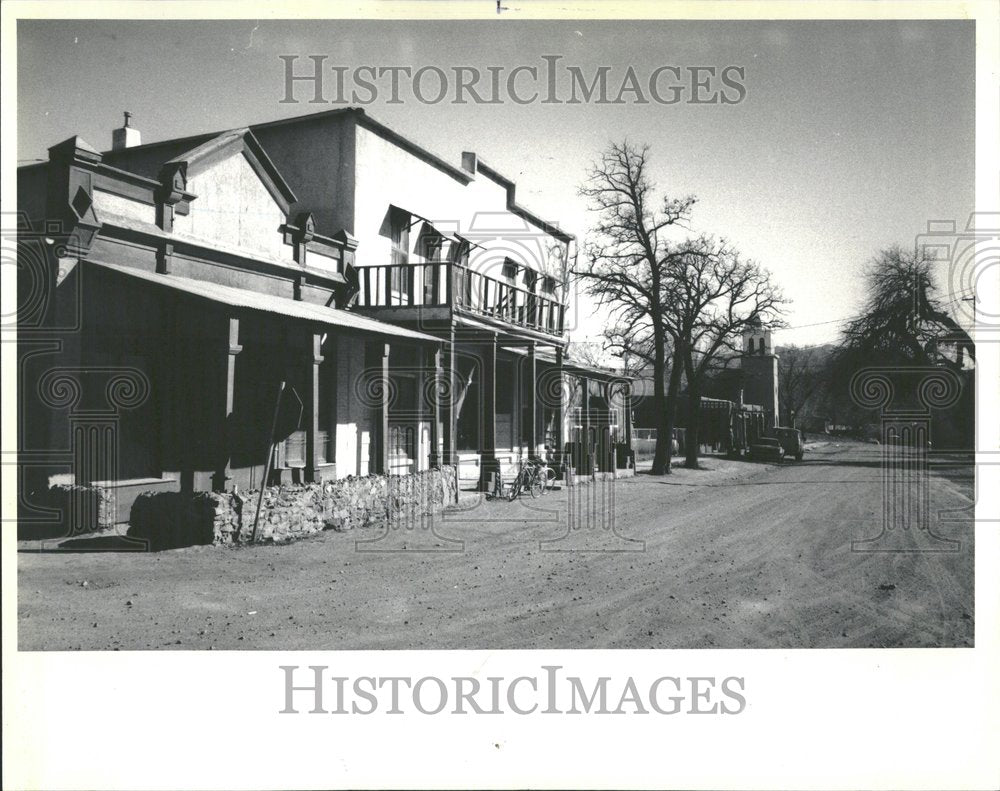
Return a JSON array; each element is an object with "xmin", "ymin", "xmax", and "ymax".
[{"xmin": 355, "ymin": 262, "xmax": 566, "ymax": 336}]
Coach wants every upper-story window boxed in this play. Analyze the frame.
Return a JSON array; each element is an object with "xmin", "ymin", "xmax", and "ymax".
[
  {"xmin": 389, "ymin": 207, "xmax": 411, "ymax": 299},
  {"xmin": 541, "ymin": 275, "xmax": 557, "ymax": 295},
  {"xmin": 450, "ymin": 237, "xmax": 471, "ymax": 267},
  {"xmin": 390, "ymin": 207, "xmax": 411, "ymax": 266},
  {"xmin": 419, "ymin": 226, "xmax": 444, "ymax": 262},
  {"xmin": 451, "ymin": 238, "xmax": 473, "ymax": 306},
  {"xmin": 502, "ymin": 258, "xmax": 519, "ymax": 280}
]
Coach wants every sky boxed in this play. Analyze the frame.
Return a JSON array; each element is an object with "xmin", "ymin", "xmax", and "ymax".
[{"xmin": 17, "ymin": 19, "xmax": 975, "ymax": 348}]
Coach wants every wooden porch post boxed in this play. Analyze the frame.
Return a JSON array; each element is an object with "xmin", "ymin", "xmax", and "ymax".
[
  {"xmin": 624, "ymin": 383, "xmax": 634, "ymax": 466},
  {"xmin": 478, "ymin": 334, "xmax": 498, "ymax": 491},
  {"xmin": 304, "ymin": 331, "xmax": 324, "ymax": 483},
  {"xmin": 430, "ymin": 345, "xmax": 443, "ymax": 468},
  {"xmin": 380, "ymin": 342, "xmax": 391, "ymax": 474},
  {"xmin": 581, "ymin": 375, "xmax": 592, "ymax": 476},
  {"xmin": 442, "ymin": 328, "xmax": 457, "ymax": 467},
  {"xmin": 213, "ymin": 315, "xmax": 241, "ymax": 492},
  {"xmin": 527, "ymin": 341, "xmax": 538, "ymax": 459},
  {"xmin": 554, "ymin": 345, "xmax": 565, "ymax": 473}
]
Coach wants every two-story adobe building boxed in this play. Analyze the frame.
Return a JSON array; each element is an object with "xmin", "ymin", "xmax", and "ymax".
[
  {"xmin": 17, "ymin": 121, "xmax": 444, "ymax": 524},
  {"xmin": 17, "ymin": 109, "xmax": 633, "ymax": 533},
  {"xmin": 246, "ymin": 108, "xmax": 630, "ymax": 487}
]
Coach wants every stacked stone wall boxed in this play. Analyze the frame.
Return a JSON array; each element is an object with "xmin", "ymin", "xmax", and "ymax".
[{"xmin": 128, "ymin": 467, "xmax": 458, "ymax": 550}]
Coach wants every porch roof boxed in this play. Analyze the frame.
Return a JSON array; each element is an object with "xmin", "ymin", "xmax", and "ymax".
[
  {"xmin": 553, "ymin": 358, "xmax": 631, "ymax": 382},
  {"xmin": 502, "ymin": 344, "xmax": 632, "ymax": 382},
  {"xmin": 90, "ymin": 260, "xmax": 442, "ymax": 344}
]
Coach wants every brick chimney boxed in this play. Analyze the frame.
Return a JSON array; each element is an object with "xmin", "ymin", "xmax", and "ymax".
[{"xmin": 111, "ymin": 111, "xmax": 141, "ymax": 151}]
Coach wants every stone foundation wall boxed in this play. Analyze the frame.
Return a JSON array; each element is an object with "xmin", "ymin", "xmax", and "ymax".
[
  {"xmin": 36, "ymin": 484, "xmax": 116, "ymax": 536},
  {"xmin": 128, "ymin": 466, "xmax": 458, "ymax": 550}
]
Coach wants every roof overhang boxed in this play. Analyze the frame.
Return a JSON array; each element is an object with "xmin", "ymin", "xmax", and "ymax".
[
  {"xmin": 89, "ymin": 260, "xmax": 441, "ymax": 344},
  {"xmin": 161, "ymin": 128, "xmax": 297, "ymax": 215}
]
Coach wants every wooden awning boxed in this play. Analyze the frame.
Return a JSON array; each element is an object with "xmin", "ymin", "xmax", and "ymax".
[{"xmin": 89, "ymin": 260, "xmax": 442, "ymax": 344}]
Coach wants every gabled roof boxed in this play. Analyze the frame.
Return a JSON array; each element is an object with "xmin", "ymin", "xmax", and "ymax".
[
  {"xmin": 253, "ymin": 107, "xmax": 476, "ymax": 186},
  {"xmin": 101, "ymin": 107, "xmax": 472, "ymax": 187},
  {"xmin": 475, "ymin": 159, "xmax": 575, "ymax": 244},
  {"xmin": 95, "ymin": 108, "xmax": 572, "ymax": 243},
  {"xmin": 162, "ymin": 128, "xmax": 297, "ymax": 215},
  {"xmin": 101, "ymin": 132, "xmax": 218, "ymax": 178}
]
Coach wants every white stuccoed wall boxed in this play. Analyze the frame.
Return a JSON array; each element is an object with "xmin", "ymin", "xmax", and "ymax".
[
  {"xmin": 335, "ymin": 338, "xmax": 373, "ymax": 479},
  {"xmin": 172, "ymin": 152, "xmax": 294, "ymax": 264},
  {"xmin": 352, "ymin": 125, "xmax": 569, "ymax": 284},
  {"xmin": 92, "ymin": 189, "xmax": 157, "ymax": 225}
]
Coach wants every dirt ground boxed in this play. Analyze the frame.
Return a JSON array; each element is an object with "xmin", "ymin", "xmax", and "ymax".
[{"xmin": 17, "ymin": 441, "xmax": 975, "ymax": 649}]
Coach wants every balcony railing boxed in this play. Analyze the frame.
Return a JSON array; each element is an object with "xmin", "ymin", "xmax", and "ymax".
[{"xmin": 355, "ymin": 262, "xmax": 565, "ymax": 336}]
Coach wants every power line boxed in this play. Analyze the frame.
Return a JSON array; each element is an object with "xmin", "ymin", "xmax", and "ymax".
[
  {"xmin": 780, "ymin": 315, "xmax": 857, "ymax": 330},
  {"xmin": 781, "ymin": 287, "xmax": 978, "ymax": 331}
]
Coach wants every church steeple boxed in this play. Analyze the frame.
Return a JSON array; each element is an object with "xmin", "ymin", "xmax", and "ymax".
[
  {"xmin": 742, "ymin": 316, "xmax": 773, "ymax": 356},
  {"xmin": 740, "ymin": 317, "xmax": 780, "ymax": 426}
]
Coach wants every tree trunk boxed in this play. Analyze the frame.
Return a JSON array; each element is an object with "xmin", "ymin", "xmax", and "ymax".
[
  {"xmin": 660, "ymin": 343, "xmax": 684, "ymax": 475},
  {"xmin": 684, "ymin": 353, "xmax": 700, "ymax": 469},
  {"xmin": 650, "ymin": 333, "xmax": 670, "ymax": 475}
]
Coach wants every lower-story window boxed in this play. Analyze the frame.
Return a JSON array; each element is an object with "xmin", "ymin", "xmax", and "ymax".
[
  {"xmin": 274, "ymin": 341, "xmax": 337, "ymax": 470},
  {"xmin": 388, "ymin": 424, "xmax": 417, "ymax": 474},
  {"xmin": 281, "ymin": 429, "xmax": 331, "ymax": 468}
]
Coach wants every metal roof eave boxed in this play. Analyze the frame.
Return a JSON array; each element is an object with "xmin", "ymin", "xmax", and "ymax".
[{"xmin": 89, "ymin": 260, "xmax": 442, "ymax": 344}]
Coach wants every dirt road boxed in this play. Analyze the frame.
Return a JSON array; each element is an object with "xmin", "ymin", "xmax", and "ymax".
[{"xmin": 17, "ymin": 442, "xmax": 975, "ymax": 649}]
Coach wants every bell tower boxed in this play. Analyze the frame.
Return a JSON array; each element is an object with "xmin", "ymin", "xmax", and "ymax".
[{"xmin": 741, "ymin": 317, "xmax": 780, "ymax": 427}]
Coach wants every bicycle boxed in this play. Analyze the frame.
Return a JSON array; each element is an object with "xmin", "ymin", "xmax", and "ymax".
[
  {"xmin": 489, "ymin": 459, "xmax": 544, "ymax": 501},
  {"xmin": 530, "ymin": 459, "xmax": 557, "ymax": 493}
]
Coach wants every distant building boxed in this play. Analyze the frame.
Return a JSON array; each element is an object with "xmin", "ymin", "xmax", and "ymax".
[
  {"xmin": 740, "ymin": 317, "xmax": 780, "ymax": 427},
  {"xmin": 631, "ymin": 318, "xmax": 781, "ymax": 432}
]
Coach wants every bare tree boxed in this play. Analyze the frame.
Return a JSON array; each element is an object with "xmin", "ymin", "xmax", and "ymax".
[
  {"xmin": 566, "ymin": 339, "xmax": 615, "ymax": 370},
  {"xmin": 824, "ymin": 245, "xmax": 975, "ymax": 443},
  {"xmin": 840, "ymin": 245, "xmax": 974, "ymax": 369},
  {"xmin": 777, "ymin": 344, "xmax": 828, "ymax": 426},
  {"xmin": 573, "ymin": 141, "xmax": 696, "ymax": 474},
  {"xmin": 562, "ymin": 339, "xmax": 614, "ymax": 413},
  {"xmin": 663, "ymin": 239, "xmax": 788, "ymax": 467}
]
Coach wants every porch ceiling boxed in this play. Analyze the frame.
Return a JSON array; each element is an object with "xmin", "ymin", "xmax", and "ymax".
[
  {"xmin": 89, "ymin": 260, "xmax": 442, "ymax": 343},
  {"xmin": 553, "ymin": 359, "xmax": 630, "ymax": 382},
  {"xmin": 497, "ymin": 343, "xmax": 630, "ymax": 381},
  {"xmin": 452, "ymin": 309, "xmax": 564, "ymax": 344}
]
